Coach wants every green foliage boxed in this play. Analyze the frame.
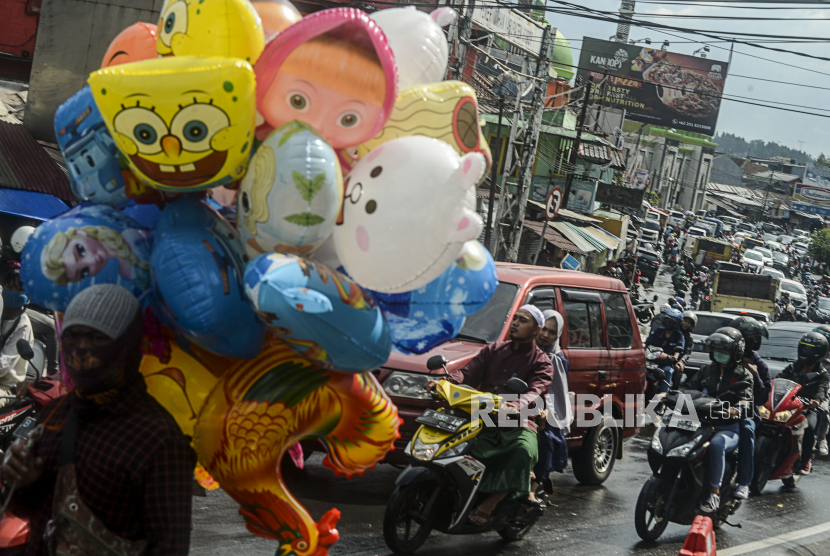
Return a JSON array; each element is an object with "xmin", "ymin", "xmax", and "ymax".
[
  {"xmin": 644, "ymin": 190, "xmax": 660, "ymax": 205},
  {"xmin": 284, "ymin": 212, "xmax": 326, "ymax": 227},
  {"xmin": 714, "ymin": 132, "xmax": 811, "ymax": 163},
  {"xmin": 808, "ymin": 228, "xmax": 830, "ymax": 265},
  {"xmin": 293, "ymin": 170, "xmax": 326, "ymax": 202}
]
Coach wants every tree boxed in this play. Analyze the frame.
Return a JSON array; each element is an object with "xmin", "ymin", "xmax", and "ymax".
[{"xmin": 808, "ymin": 228, "xmax": 830, "ymax": 265}]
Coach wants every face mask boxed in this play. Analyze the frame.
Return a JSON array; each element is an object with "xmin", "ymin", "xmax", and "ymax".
[
  {"xmin": 713, "ymin": 350, "xmax": 731, "ymax": 365},
  {"xmin": 664, "ymin": 319, "xmax": 678, "ymax": 330}
]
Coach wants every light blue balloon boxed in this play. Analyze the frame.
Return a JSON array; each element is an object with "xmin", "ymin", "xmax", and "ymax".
[{"xmin": 386, "ymin": 314, "xmax": 466, "ymax": 355}]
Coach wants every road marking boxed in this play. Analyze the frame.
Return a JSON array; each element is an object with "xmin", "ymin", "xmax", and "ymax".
[{"xmin": 718, "ymin": 521, "xmax": 830, "ymax": 556}]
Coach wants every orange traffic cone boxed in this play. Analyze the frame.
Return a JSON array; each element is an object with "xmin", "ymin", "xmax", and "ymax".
[{"xmin": 679, "ymin": 515, "xmax": 716, "ymax": 556}]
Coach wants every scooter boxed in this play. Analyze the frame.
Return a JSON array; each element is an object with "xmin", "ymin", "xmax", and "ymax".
[
  {"xmin": 634, "ymin": 295, "xmax": 659, "ymax": 325},
  {"xmin": 0, "ymin": 339, "xmax": 67, "ymax": 554},
  {"xmin": 751, "ymin": 374, "xmax": 820, "ymax": 493},
  {"xmin": 644, "ymin": 346, "xmax": 674, "ymax": 412},
  {"xmin": 672, "ymin": 274, "xmax": 689, "ymax": 296},
  {"xmin": 383, "ymin": 356, "xmax": 542, "ymax": 554},
  {"xmin": 634, "ymin": 382, "xmax": 751, "ymax": 541}
]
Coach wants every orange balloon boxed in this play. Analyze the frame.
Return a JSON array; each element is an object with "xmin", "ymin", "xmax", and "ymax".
[
  {"xmin": 252, "ymin": 0, "xmax": 302, "ymax": 43},
  {"xmin": 101, "ymin": 22, "xmax": 158, "ymax": 68}
]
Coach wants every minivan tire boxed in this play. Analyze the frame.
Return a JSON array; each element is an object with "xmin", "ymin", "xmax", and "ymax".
[{"xmin": 572, "ymin": 416, "xmax": 618, "ymax": 485}]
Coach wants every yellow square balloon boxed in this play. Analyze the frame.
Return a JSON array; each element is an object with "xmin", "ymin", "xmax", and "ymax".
[{"xmin": 88, "ymin": 57, "xmax": 256, "ymax": 193}]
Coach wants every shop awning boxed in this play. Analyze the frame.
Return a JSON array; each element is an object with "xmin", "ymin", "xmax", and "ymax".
[
  {"xmin": 582, "ymin": 225, "xmax": 620, "ymax": 251},
  {"xmin": 522, "ymin": 220, "xmax": 587, "ymax": 256},
  {"xmin": 791, "ymin": 210, "xmax": 824, "ymax": 221},
  {"xmin": 550, "ymin": 222, "xmax": 597, "ymax": 254},
  {"xmin": 557, "ymin": 222, "xmax": 608, "ymax": 252},
  {"xmin": 0, "ymin": 187, "xmax": 69, "ymax": 220}
]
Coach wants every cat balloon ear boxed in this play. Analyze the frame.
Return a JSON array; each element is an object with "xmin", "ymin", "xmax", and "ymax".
[
  {"xmin": 431, "ymin": 7, "xmax": 456, "ymax": 27},
  {"xmin": 447, "ymin": 152, "xmax": 485, "ymax": 243}
]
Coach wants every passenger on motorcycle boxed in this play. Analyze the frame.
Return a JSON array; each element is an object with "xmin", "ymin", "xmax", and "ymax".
[
  {"xmin": 809, "ymin": 326, "xmax": 830, "ymax": 457},
  {"xmin": 778, "ymin": 332, "xmax": 830, "ymax": 475},
  {"xmin": 728, "ymin": 317, "xmax": 772, "ymax": 500},
  {"xmin": 0, "ymin": 286, "xmax": 34, "ymax": 408},
  {"xmin": 649, "ymin": 303, "xmax": 672, "ymax": 332},
  {"xmin": 686, "ymin": 328, "xmax": 754, "ymax": 513},
  {"xmin": 425, "ymin": 305, "xmax": 554, "ymax": 524},
  {"xmin": 644, "ymin": 309, "xmax": 685, "ymax": 393},
  {"xmin": 673, "ymin": 311, "xmax": 697, "ymax": 388}
]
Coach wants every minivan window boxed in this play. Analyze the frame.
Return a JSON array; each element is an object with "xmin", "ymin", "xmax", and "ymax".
[
  {"xmin": 455, "ymin": 281, "xmax": 519, "ymax": 343},
  {"xmin": 644, "ymin": 221, "xmax": 660, "ymax": 231},
  {"xmin": 527, "ymin": 287, "xmax": 557, "ymax": 312},
  {"xmin": 563, "ymin": 296, "xmax": 606, "ymax": 349},
  {"xmin": 602, "ymin": 292, "xmax": 633, "ymax": 349}
]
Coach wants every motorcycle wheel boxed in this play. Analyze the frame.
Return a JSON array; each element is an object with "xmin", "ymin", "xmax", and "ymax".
[
  {"xmin": 782, "ymin": 476, "xmax": 796, "ymax": 488},
  {"xmin": 638, "ymin": 314, "xmax": 652, "ymax": 324},
  {"xmin": 572, "ymin": 416, "xmax": 618, "ymax": 485},
  {"xmin": 634, "ymin": 476, "xmax": 670, "ymax": 542},
  {"xmin": 383, "ymin": 482, "xmax": 436, "ymax": 554},
  {"xmin": 496, "ymin": 508, "xmax": 541, "ymax": 542},
  {"xmin": 750, "ymin": 465, "xmax": 772, "ymax": 495}
]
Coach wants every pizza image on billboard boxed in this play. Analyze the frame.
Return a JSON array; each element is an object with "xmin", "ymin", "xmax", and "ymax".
[{"xmin": 577, "ymin": 38, "xmax": 728, "ymax": 135}]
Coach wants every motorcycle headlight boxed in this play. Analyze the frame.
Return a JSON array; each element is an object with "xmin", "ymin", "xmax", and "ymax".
[
  {"xmin": 667, "ymin": 439, "xmax": 699, "ymax": 458},
  {"xmin": 774, "ymin": 410, "xmax": 794, "ymax": 423},
  {"xmin": 650, "ymin": 433, "xmax": 663, "ymax": 454},
  {"xmin": 437, "ymin": 442, "xmax": 468, "ymax": 459},
  {"xmin": 383, "ymin": 371, "xmax": 431, "ymax": 400},
  {"xmin": 412, "ymin": 437, "xmax": 439, "ymax": 461},
  {"xmin": 759, "ymin": 405, "xmax": 770, "ymax": 420}
]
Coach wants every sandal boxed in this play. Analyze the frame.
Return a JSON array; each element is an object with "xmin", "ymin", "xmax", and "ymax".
[{"xmin": 467, "ymin": 509, "xmax": 491, "ymax": 526}]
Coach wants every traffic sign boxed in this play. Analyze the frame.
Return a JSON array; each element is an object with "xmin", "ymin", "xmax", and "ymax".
[{"xmin": 546, "ymin": 187, "xmax": 562, "ymax": 221}]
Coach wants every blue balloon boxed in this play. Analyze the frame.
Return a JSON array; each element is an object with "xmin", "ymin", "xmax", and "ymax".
[
  {"xmin": 54, "ymin": 86, "xmax": 129, "ymax": 206},
  {"xmin": 21, "ymin": 203, "xmax": 151, "ymax": 311},
  {"xmin": 119, "ymin": 200, "xmax": 161, "ymax": 231},
  {"xmin": 244, "ymin": 253, "xmax": 391, "ymax": 373},
  {"xmin": 151, "ymin": 197, "xmax": 264, "ymax": 359},
  {"xmin": 371, "ymin": 241, "xmax": 497, "ymax": 321},
  {"xmin": 386, "ymin": 313, "xmax": 466, "ymax": 355}
]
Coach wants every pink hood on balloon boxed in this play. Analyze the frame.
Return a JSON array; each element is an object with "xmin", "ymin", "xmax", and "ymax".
[{"xmin": 254, "ymin": 7, "xmax": 398, "ymax": 141}]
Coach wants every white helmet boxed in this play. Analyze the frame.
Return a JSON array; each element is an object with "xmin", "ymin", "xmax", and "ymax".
[
  {"xmin": 10, "ymin": 226, "xmax": 34, "ymax": 253},
  {"xmin": 787, "ymin": 304, "xmax": 795, "ymax": 313},
  {"xmin": 660, "ymin": 303, "xmax": 671, "ymax": 314}
]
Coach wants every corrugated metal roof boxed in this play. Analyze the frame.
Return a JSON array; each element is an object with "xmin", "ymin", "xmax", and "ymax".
[
  {"xmin": 523, "ymin": 220, "xmax": 587, "ymax": 256},
  {"xmin": 582, "ymin": 225, "xmax": 619, "ymax": 251},
  {"xmin": 550, "ymin": 221, "xmax": 597, "ymax": 253},
  {"xmin": 559, "ymin": 221, "xmax": 609, "ymax": 252},
  {"xmin": 0, "ymin": 187, "xmax": 68, "ymax": 220},
  {"xmin": 0, "ymin": 121, "xmax": 74, "ymax": 202}
]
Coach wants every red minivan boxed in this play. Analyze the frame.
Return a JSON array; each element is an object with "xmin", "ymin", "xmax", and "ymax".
[{"xmin": 374, "ymin": 263, "xmax": 646, "ymax": 485}]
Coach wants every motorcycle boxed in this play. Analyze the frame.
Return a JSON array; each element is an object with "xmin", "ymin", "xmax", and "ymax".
[
  {"xmin": 672, "ymin": 274, "xmax": 689, "ymax": 296},
  {"xmin": 634, "ymin": 295, "xmax": 659, "ymax": 325},
  {"xmin": 383, "ymin": 356, "xmax": 542, "ymax": 554},
  {"xmin": 0, "ymin": 339, "xmax": 67, "ymax": 554},
  {"xmin": 644, "ymin": 346, "xmax": 673, "ymax": 410},
  {"xmin": 751, "ymin": 374, "xmax": 821, "ymax": 493},
  {"xmin": 635, "ymin": 382, "xmax": 751, "ymax": 541}
]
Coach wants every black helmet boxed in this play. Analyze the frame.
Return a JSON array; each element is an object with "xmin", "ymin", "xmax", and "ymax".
[
  {"xmin": 728, "ymin": 316, "xmax": 769, "ymax": 352},
  {"xmin": 708, "ymin": 327, "xmax": 745, "ymax": 367},
  {"xmin": 813, "ymin": 325, "xmax": 830, "ymax": 344},
  {"xmin": 797, "ymin": 331, "xmax": 830, "ymax": 366}
]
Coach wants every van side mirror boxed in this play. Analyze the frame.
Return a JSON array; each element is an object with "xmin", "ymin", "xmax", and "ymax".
[
  {"xmin": 16, "ymin": 339, "xmax": 34, "ymax": 361},
  {"xmin": 426, "ymin": 355, "xmax": 448, "ymax": 371},
  {"xmin": 505, "ymin": 377, "xmax": 529, "ymax": 395}
]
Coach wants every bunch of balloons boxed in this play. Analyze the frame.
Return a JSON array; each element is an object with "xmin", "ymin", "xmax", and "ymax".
[{"xmin": 20, "ymin": 0, "xmax": 500, "ymax": 553}]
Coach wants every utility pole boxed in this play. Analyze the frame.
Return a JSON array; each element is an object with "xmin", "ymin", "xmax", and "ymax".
[
  {"xmin": 484, "ymin": 97, "xmax": 505, "ymax": 250},
  {"xmin": 532, "ymin": 172, "xmax": 555, "ymax": 265},
  {"xmin": 489, "ymin": 91, "xmax": 524, "ymax": 257},
  {"xmin": 506, "ymin": 21, "xmax": 555, "ymax": 262},
  {"xmin": 593, "ymin": 70, "xmax": 608, "ymax": 133},
  {"xmin": 561, "ymin": 81, "xmax": 592, "ymax": 211},
  {"xmin": 449, "ymin": 2, "xmax": 470, "ymax": 81}
]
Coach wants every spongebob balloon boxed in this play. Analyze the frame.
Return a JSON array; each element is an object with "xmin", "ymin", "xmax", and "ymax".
[
  {"xmin": 333, "ymin": 136, "xmax": 485, "ymax": 294},
  {"xmin": 88, "ymin": 57, "xmax": 256, "ymax": 193},
  {"xmin": 157, "ymin": 0, "xmax": 265, "ymax": 64}
]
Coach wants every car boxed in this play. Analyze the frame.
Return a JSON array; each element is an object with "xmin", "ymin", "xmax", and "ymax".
[
  {"xmin": 793, "ymin": 229, "xmax": 810, "ymax": 239},
  {"xmin": 778, "ymin": 278, "xmax": 808, "ymax": 311},
  {"xmin": 761, "ymin": 267, "xmax": 785, "ymax": 281},
  {"xmin": 719, "ymin": 216, "xmax": 741, "ymax": 230},
  {"xmin": 742, "ymin": 249, "xmax": 765, "ymax": 273},
  {"xmin": 770, "ymin": 251, "xmax": 788, "ymax": 271},
  {"xmin": 777, "ymin": 235, "xmax": 795, "ymax": 246},
  {"xmin": 790, "ymin": 242, "xmax": 809, "ymax": 256},
  {"xmin": 766, "ymin": 241, "xmax": 784, "ymax": 253},
  {"xmin": 377, "ymin": 264, "xmax": 646, "ymax": 485},
  {"xmin": 736, "ymin": 222, "xmax": 755, "ymax": 234},
  {"xmin": 714, "ymin": 261, "xmax": 743, "ymax": 273},
  {"xmin": 720, "ymin": 307, "xmax": 771, "ymax": 323},
  {"xmin": 762, "ymin": 223, "xmax": 785, "ymax": 235},
  {"xmin": 755, "ymin": 247, "xmax": 774, "ymax": 266},
  {"xmin": 645, "ymin": 210, "xmax": 661, "ymax": 224},
  {"xmin": 761, "ymin": 233, "xmax": 779, "ymax": 244},
  {"xmin": 636, "ymin": 248, "xmax": 661, "ymax": 283},
  {"xmin": 668, "ymin": 210, "xmax": 685, "ymax": 228},
  {"xmin": 808, "ymin": 296, "xmax": 830, "ymax": 324},
  {"xmin": 684, "ymin": 311, "xmax": 738, "ymax": 377},
  {"xmin": 639, "ymin": 220, "xmax": 660, "ymax": 243},
  {"xmin": 758, "ymin": 322, "xmax": 817, "ymax": 377}
]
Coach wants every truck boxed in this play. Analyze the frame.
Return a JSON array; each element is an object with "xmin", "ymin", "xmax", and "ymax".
[
  {"xmin": 709, "ymin": 270, "xmax": 779, "ymax": 319},
  {"xmin": 692, "ymin": 237, "xmax": 734, "ymax": 267}
]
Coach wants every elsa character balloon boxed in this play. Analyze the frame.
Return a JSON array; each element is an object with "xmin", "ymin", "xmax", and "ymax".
[
  {"xmin": 41, "ymin": 226, "xmax": 150, "ymax": 288},
  {"xmin": 254, "ymin": 7, "xmax": 398, "ymax": 150}
]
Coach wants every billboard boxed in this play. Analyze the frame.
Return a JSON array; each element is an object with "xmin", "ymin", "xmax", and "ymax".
[
  {"xmin": 804, "ymin": 162, "xmax": 830, "ymax": 189},
  {"xmin": 576, "ymin": 38, "xmax": 728, "ymax": 135},
  {"xmin": 793, "ymin": 182, "xmax": 830, "ymax": 217}
]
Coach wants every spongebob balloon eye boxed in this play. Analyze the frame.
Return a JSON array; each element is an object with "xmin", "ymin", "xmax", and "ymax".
[
  {"xmin": 170, "ymin": 103, "xmax": 230, "ymax": 153},
  {"xmin": 113, "ymin": 107, "xmax": 167, "ymax": 155},
  {"xmin": 159, "ymin": 1, "xmax": 188, "ymax": 47}
]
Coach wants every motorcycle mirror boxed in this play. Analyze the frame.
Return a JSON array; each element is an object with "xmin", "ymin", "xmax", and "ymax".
[
  {"xmin": 730, "ymin": 380, "xmax": 752, "ymax": 392},
  {"xmin": 505, "ymin": 377, "xmax": 529, "ymax": 395},
  {"xmin": 16, "ymin": 339, "xmax": 34, "ymax": 361},
  {"xmin": 426, "ymin": 355, "xmax": 448, "ymax": 371}
]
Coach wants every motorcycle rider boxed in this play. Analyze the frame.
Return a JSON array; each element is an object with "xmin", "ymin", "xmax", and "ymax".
[
  {"xmin": 778, "ymin": 304, "xmax": 797, "ymax": 322},
  {"xmin": 650, "ymin": 303, "xmax": 672, "ymax": 332},
  {"xmin": 644, "ymin": 308, "xmax": 685, "ymax": 393},
  {"xmin": 686, "ymin": 328, "xmax": 754, "ymax": 512},
  {"xmin": 728, "ymin": 317, "xmax": 772, "ymax": 500},
  {"xmin": 778, "ymin": 332, "xmax": 830, "ymax": 475},
  {"xmin": 810, "ymin": 325, "xmax": 830, "ymax": 457},
  {"xmin": 673, "ymin": 311, "xmax": 697, "ymax": 388}
]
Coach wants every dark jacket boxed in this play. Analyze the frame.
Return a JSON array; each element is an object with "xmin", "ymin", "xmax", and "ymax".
[
  {"xmin": 679, "ymin": 329, "xmax": 694, "ymax": 366},
  {"xmin": 744, "ymin": 350, "xmax": 772, "ymax": 409},
  {"xmin": 645, "ymin": 327, "xmax": 685, "ymax": 358},
  {"xmin": 778, "ymin": 360, "xmax": 830, "ymax": 403},
  {"xmin": 686, "ymin": 362, "xmax": 754, "ymax": 426}
]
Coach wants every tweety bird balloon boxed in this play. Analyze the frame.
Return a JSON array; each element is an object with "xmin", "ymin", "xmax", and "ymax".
[
  {"xmin": 157, "ymin": 0, "xmax": 265, "ymax": 64},
  {"xmin": 88, "ymin": 57, "xmax": 256, "ymax": 193}
]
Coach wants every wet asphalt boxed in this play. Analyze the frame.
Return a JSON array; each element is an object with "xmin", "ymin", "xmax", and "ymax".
[{"xmin": 190, "ymin": 265, "xmax": 830, "ymax": 556}]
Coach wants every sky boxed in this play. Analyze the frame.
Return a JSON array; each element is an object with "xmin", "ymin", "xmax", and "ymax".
[{"xmin": 541, "ymin": 0, "xmax": 830, "ymax": 158}]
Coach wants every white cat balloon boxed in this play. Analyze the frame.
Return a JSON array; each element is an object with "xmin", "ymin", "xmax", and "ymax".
[{"xmin": 333, "ymin": 136, "xmax": 485, "ymax": 293}]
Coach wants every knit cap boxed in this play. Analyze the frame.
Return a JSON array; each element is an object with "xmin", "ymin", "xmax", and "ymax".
[{"xmin": 62, "ymin": 285, "xmax": 140, "ymax": 340}]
